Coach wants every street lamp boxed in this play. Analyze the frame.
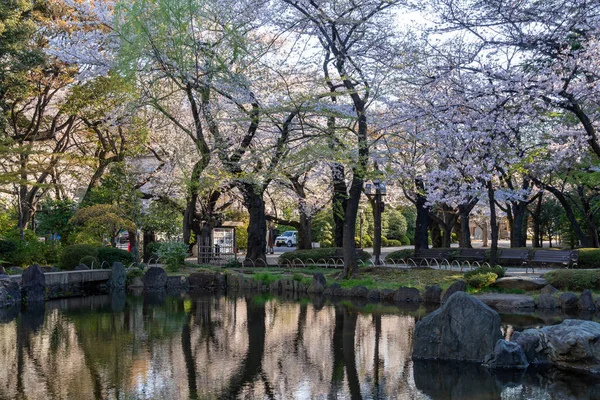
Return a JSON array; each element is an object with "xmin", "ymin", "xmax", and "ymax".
[{"xmin": 364, "ymin": 179, "xmax": 386, "ymax": 265}]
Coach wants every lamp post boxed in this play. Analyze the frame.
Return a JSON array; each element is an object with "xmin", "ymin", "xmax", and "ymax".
[{"xmin": 365, "ymin": 179, "xmax": 386, "ymax": 265}]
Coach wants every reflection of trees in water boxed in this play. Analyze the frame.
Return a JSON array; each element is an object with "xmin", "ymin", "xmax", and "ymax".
[{"xmin": 3, "ymin": 293, "xmax": 592, "ymax": 399}]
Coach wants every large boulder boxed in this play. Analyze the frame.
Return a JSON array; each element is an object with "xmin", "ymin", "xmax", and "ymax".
[
  {"xmin": 349, "ymin": 285, "xmax": 369, "ymax": 298},
  {"xmin": 21, "ymin": 264, "xmax": 45, "ymax": 303},
  {"xmin": 423, "ymin": 284, "xmax": 442, "ymax": 304},
  {"xmin": 513, "ymin": 319, "xmax": 600, "ymax": 374},
  {"xmin": 441, "ymin": 280, "xmax": 467, "ymax": 303},
  {"xmin": 484, "ymin": 339, "xmax": 529, "ymax": 369},
  {"xmin": 559, "ymin": 292, "xmax": 578, "ymax": 310},
  {"xmin": 143, "ymin": 267, "xmax": 168, "ymax": 290},
  {"xmin": 307, "ymin": 273, "xmax": 326, "ymax": 294},
  {"xmin": 494, "ymin": 277, "xmax": 547, "ymax": 291},
  {"xmin": 380, "ymin": 289, "xmax": 395, "ymax": 301},
  {"xmin": 107, "ymin": 262, "xmax": 126, "ymax": 290},
  {"xmin": 394, "ymin": 287, "xmax": 421, "ymax": 303},
  {"xmin": 536, "ymin": 294, "xmax": 559, "ymax": 309},
  {"xmin": 0, "ymin": 279, "xmax": 21, "ymax": 308},
  {"xmin": 475, "ymin": 294, "xmax": 535, "ymax": 310},
  {"xmin": 578, "ymin": 290, "xmax": 596, "ymax": 311},
  {"xmin": 541, "ymin": 284, "xmax": 558, "ymax": 295},
  {"xmin": 412, "ymin": 292, "xmax": 503, "ymax": 362}
]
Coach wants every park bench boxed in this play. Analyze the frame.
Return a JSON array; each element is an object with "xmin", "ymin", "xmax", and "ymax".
[
  {"xmin": 409, "ymin": 248, "xmax": 451, "ymax": 268},
  {"xmin": 498, "ymin": 249, "xmax": 530, "ymax": 266},
  {"xmin": 454, "ymin": 248, "xmax": 487, "ymax": 262},
  {"xmin": 526, "ymin": 250, "xmax": 579, "ymax": 273}
]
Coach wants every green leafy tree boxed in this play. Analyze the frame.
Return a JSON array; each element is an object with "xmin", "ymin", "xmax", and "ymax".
[
  {"xmin": 70, "ymin": 204, "xmax": 135, "ymax": 246},
  {"xmin": 35, "ymin": 198, "xmax": 76, "ymax": 244}
]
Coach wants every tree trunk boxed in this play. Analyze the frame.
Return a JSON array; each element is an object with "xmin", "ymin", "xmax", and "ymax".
[
  {"xmin": 342, "ymin": 175, "xmax": 362, "ymax": 277},
  {"xmin": 128, "ymin": 229, "xmax": 139, "ymax": 266},
  {"xmin": 488, "ymin": 182, "xmax": 499, "ymax": 265},
  {"xmin": 297, "ymin": 211, "xmax": 312, "ymax": 250},
  {"xmin": 429, "ymin": 219, "xmax": 443, "ymax": 248},
  {"xmin": 531, "ymin": 195, "xmax": 543, "ymax": 248},
  {"xmin": 414, "ymin": 179, "xmax": 430, "ymax": 251},
  {"xmin": 533, "ymin": 179, "xmax": 592, "ymax": 247},
  {"xmin": 243, "ymin": 185, "xmax": 267, "ymax": 264},
  {"xmin": 481, "ymin": 220, "xmax": 489, "ymax": 247},
  {"xmin": 511, "ymin": 202, "xmax": 528, "ymax": 248},
  {"xmin": 331, "ymin": 161, "xmax": 347, "ymax": 248},
  {"xmin": 458, "ymin": 202, "xmax": 476, "ymax": 248},
  {"xmin": 142, "ymin": 230, "xmax": 155, "ymax": 262}
]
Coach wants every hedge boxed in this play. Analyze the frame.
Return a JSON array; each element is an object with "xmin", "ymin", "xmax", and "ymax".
[
  {"xmin": 385, "ymin": 249, "xmax": 414, "ymax": 262},
  {"xmin": 60, "ymin": 244, "xmax": 98, "ymax": 270},
  {"xmin": 97, "ymin": 247, "xmax": 133, "ymax": 266},
  {"xmin": 576, "ymin": 248, "xmax": 600, "ymax": 268},
  {"xmin": 279, "ymin": 248, "xmax": 371, "ymax": 264},
  {"xmin": 544, "ymin": 269, "xmax": 600, "ymax": 291}
]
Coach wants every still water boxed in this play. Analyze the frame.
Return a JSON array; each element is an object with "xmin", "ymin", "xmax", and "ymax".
[{"xmin": 0, "ymin": 292, "xmax": 598, "ymax": 400}]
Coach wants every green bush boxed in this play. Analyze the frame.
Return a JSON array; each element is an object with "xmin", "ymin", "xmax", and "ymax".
[
  {"xmin": 0, "ymin": 239, "xmax": 17, "ymax": 255},
  {"xmin": 253, "ymin": 272, "xmax": 278, "ymax": 286},
  {"xmin": 126, "ymin": 268, "xmax": 144, "ymax": 284},
  {"xmin": 157, "ymin": 241, "xmax": 189, "ymax": 271},
  {"xmin": 60, "ymin": 244, "xmax": 98, "ymax": 270},
  {"xmin": 544, "ymin": 269, "xmax": 600, "ymax": 291},
  {"xmin": 97, "ymin": 247, "xmax": 133, "ymax": 266},
  {"xmin": 381, "ymin": 236, "xmax": 389, "ymax": 247},
  {"xmin": 465, "ymin": 272, "xmax": 498, "ymax": 289},
  {"xmin": 388, "ymin": 239, "xmax": 402, "ymax": 246},
  {"xmin": 576, "ymin": 248, "xmax": 600, "ymax": 268},
  {"xmin": 464, "ymin": 265, "xmax": 506, "ymax": 279},
  {"xmin": 363, "ymin": 235, "xmax": 373, "ymax": 247},
  {"xmin": 143, "ymin": 241, "xmax": 163, "ymax": 261},
  {"xmin": 385, "ymin": 249, "xmax": 414, "ymax": 262},
  {"xmin": 320, "ymin": 240, "xmax": 332, "ymax": 248},
  {"xmin": 400, "ymin": 235, "xmax": 411, "ymax": 246},
  {"xmin": 225, "ymin": 258, "xmax": 243, "ymax": 268},
  {"xmin": 79, "ymin": 255, "xmax": 98, "ymax": 268},
  {"xmin": 279, "ymin": 248, "xmax": 371, "ymax": 264}
]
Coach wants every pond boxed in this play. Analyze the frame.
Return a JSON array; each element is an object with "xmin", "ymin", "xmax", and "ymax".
[{"xmin": 0, "ymin": 292, "xmax": 598, "ymax": 400}]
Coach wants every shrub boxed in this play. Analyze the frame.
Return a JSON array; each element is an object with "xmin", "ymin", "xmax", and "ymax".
[
  {"xmin": 576, "ymin": 248, "xmax": 600, "ymax": 268},
  {"xmin": 320, "ymin": 240, "xmax": 332, "ymax": 248},
  {"xmin": 143, "ymin": 241, "xmax": 163, "ymax": 261},
  {"xmin": 544, "ymin": 269, "xmax": 600, "ymax": 291},
  {"xmin": 253, "ymin": 272, "xmax": 278, "ymax": 286},
  {"xmin": 225, "ymin": 258, "xmax": 243, "ymax": 268},
  {"xmin": 465, "ymin": 272, "xmax": 498, "ymax": 289},
  {"xmin": 464, "ymin": 265, "xmax": 506, "ymax": 279},
  {"xmin": 400, "ymin": 235, "xmax": 411, "ymax": 246},
  {"xmin": 97, "ymin": 247, "xmax": 133, "ymax": 266},
  {"xmin": 279, "ymin": 248, "xmax": 371, "ymax": 264},
  {"xmin": 79, "ymin": 255, "xmax": 98, "ymax": 268},
  {"xmin": 363, "ymin": 235, "xmax": 373, "ymax": 247},
  {"xmin": 388, "ymin": 239, "xmax": 402, "ymax": 246},
  {"xmin": 126, "ymin": 268, "xmax": 144, "ymax": 284},
  {"xmin": 385, "ymin": 249, "xmax": 414, "ymax": 262},
  {"xmin": 157, "ymin": 241, "xmax": 189, "ymax": 271},
  {"xmin": 381, "ymin": 236, "xmax": 389, "ymax": 247},
  {"xmin": 0, "ymin": 239, "xmax": 17, "ymax": 255},
  {"xmin": 60, "ymin": 244, "xmax": 98, "ymax": 270}
]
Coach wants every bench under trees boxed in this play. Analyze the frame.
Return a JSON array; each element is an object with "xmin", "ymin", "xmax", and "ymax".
[{"xmin": 526, "ymin": 250, "xmax": 579, "ymax": 273}]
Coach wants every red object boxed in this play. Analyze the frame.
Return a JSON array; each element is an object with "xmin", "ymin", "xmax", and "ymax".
[{"xmin": 128, "ymin": 242, "xmax": 131, "ymax": 252}]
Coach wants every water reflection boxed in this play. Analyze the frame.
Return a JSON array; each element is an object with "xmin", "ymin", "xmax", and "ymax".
[{"xmin": 0, "ymin": 293, "xmax": 599, "ymax": 399}]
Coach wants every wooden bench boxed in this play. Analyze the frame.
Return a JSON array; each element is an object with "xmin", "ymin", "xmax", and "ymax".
[
  {"xmin": 329, "ymin": 248, "xmax": 368, "ymax": 266},
  {"xmin": 498, "ymin": 249, "xmax": 530, "ymax": 266},
  {"xmin": 411, "ymin": 249, "xmax": 451, "ymax": 267},
  {"xmin": 454, "ymin": 248, "xmax": 487, "ymax": 262},
  {"xmin": 527, "ymin": 250, "xmax": 578, "ymax": 272}
]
